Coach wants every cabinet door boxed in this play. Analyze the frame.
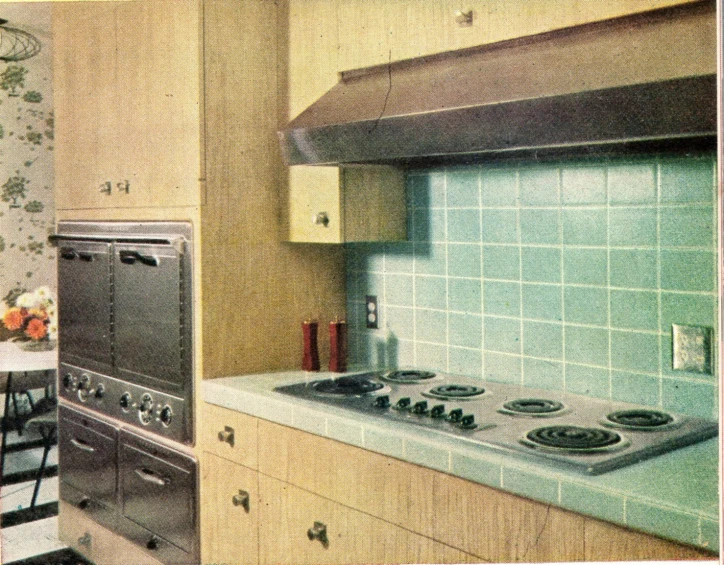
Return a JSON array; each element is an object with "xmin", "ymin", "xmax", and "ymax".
[
  {"xmin": 258, "ymin": 474, "xmax": 477, "ymax": 565},
  {"xmin": 52, "ymin": 0, "xmax": 201, "ymax": 211},
  {"xmin": 201, "ymin": 403, "xmax": 258, "ymax": 469},
  {"xmin": 201, "ymin": 454, "xmax": 259, "ymax": 565}
]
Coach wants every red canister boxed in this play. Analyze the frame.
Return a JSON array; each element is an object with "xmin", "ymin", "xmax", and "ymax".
[
  {"xmin": 329, "ymin": 319, "xmax": 347, "ymax": 373},
  {"xmin": 302, "ymin": 320, "xmax": 320, "ymax": 371}
]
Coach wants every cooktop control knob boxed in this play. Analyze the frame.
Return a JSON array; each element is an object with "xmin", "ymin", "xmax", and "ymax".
[
  {"xmin": 120, "ymin": 392, "xmax": 132, "ymax": 411},
  {"xmin": 430, "ymin": 404, "xmax": 446, "ymax": 418},
  {"xmin": 373, "ymin": 395, "xmax": 391, "ymax": 409},
  {"xmin": 460, "ymin": 414, "xmax": 476, "ymax": 429},
  {"xmin": 394, "ymin": 397, "xmax": 411, "ymax": 410},
  {"xmin": 447, "ymin": 408, "xmax": 463, "ymax": 423},
  {"xmin": 159, "ymin": 405, "xmax": 173, "ymax": 427},
  {"xmin": 77, "ymin": 374, "xmax": 91, "ymax": 402},
  {"xmin": 412, "ymin": 400, "xmax": 428, "ymax": 415},
  {"xmin": 138, "ymin": 393, "xmax": 154, "ymax": 425},
  {"xmin": 94, "ymin": 384, "xmax": 105, "ymax": 400}
]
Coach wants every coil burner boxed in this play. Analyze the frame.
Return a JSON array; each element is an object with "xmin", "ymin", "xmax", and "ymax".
[
  {"xmin": 424, "ymin": 384, "xmax": 486, "ymax": 400},
  {"xmin": 311, "ymin": 375, "xmax": 386, "ymax": 397},
  {"xmin": 381, "ymin": 370, "xmax": 437, "ymax": 384},
  {"xmin": 603, "ymin": 409, "xmax": 678, "ymax": 431},
  {"xmin": 522, "ymin": 425, "xmax": 629, "ymax": 453},
  {"xmin": 499, "ymin": 398, "xmax": 566, "ymax": 417}
]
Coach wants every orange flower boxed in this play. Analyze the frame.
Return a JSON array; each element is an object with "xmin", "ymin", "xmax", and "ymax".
[
  {"xmin": 3, "ymin": 307, "xmax": 25, "ymax": 331},
  {"xmin": 28, "ymin": 308, "xmax": 48, "ymax": 321},
  {"xmin": 25, "ymin": 317, "xmax": 48, "ymax": 340}
]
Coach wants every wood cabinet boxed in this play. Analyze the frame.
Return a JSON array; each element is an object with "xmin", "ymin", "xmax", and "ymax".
[
  {"xmin": 53, "ymin": 1, "xmax": 201, "ymax": 211},
  {"xmin": 201, "ymin": 403, "xmax": 259, "ymax": 469}
]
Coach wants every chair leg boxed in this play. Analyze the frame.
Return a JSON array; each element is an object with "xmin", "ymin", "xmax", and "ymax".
[
  {"xmin": 11, "ymin": 392, "xmax": 23, "ymax": 436},
  {"xmin": 30, "ymin": 426, "xmax": 55, "ymax": 509},
  {"xmin": 1, "ymin": 372, "xmax": 14, "ymax": 477}
]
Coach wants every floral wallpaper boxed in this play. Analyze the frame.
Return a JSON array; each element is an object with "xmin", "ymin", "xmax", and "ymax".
[{"xmin": 0, "ymin": 3, "xmax": 55, "ymax": 341}]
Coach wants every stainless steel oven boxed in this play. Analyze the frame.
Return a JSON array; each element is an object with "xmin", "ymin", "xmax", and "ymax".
[{"xmin": 52, "ymin": 221, "xmax": 194, "ymax": 444}]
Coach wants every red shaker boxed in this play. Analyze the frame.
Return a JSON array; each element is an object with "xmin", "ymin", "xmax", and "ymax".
[
  {"xmin": 302, "ymin": 320, "xmax": 320, "ymax": 371},
  {"xmin": 329, "ymin": 319, "xmax": 347, "ymax": 373}
]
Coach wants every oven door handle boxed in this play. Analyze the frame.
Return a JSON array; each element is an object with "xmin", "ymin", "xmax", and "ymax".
[
  {"xmin": 70, "ymin": 438, "xmax": 96, "ymax": 453},
  {"xmin": 134, "ymin": 467, "xmax": 171, "ymax": 487},
  {"xmin": 119, "ymin": 250, "xmax": 159, "ymax": 267}
]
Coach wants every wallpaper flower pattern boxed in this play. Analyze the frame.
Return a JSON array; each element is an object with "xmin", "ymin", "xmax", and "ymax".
[{"xmin": 0, "ymin": 5, "xmax": 55, "ymax": 340}]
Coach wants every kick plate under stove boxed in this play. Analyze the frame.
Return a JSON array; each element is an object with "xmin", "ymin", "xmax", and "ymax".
[{"xmin": 274, "ymin": 370, "xmax": 718, "ymax": 475}]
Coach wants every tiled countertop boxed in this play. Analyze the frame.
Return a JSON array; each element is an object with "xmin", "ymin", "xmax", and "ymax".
[{"xmin": 204, "ymin": 370, "xmax": 719, "ymax": 553}]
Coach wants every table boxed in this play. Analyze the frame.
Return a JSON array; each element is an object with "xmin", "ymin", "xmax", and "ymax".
[{"xmin": 0, "ymin": 340, "xmax": 58, "ymax": 474}]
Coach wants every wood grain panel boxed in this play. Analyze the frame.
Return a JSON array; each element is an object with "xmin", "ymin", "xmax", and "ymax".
[{"xmin": 201, "ymin": 403, "xmax": 259, "ymax": 469}]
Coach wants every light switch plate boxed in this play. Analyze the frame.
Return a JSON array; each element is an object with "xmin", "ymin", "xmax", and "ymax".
[{"xmin": 672, "ymin": 324, "xmax": 712, "ymax": 374}]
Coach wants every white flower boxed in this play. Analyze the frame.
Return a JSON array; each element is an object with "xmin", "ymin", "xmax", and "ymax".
[{"xmin": 15, "ymin": 292, "xmax": 38, "ymax": 308}]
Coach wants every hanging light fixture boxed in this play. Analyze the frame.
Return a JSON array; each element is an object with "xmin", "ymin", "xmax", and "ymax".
[{"xmin": 0, "ymin": 19, "xmax": 41, "ymax": 62}]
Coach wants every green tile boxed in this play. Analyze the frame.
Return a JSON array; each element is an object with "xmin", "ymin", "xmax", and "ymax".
[
  {"xmin": 660, "ymin": 292, "xmax": 716, "ymax": 332},
  {"xmin": 610, "ymin": 290, "xmax": 658, "ymax": 331},
  {"xmin": 520, "ymin": 208, "xmax": 560, "ymax": 245},
  {"xmin": 660, "ymin": 250, "xmax": 715, "ymax": 292},
  {"xmin": 502, "ymin": 466, "xmax": 559, "ymax": 504},
  {"xmin": 610, "ymin": 330, "xmax": 659, "ymax": 373},
  {"xmin": 700, "ymin": 518, "xmax": 719, "ymax": 553},
  {"xmin": 484, "ymin": 316, "xmax": 521, "ymax": 354},
  {"xmin": 448, "ymin": 278, "xmax": 482, "ymax": 314},
  {"xmin": 412, "ymin": 208, "xmax": 445, "ymax": 242},
  {"xmin": 451, "ymin": 452, "xmax": 501, "ymax": 487},
  {"xmin": 608, "ymin": 207, "xmax": 658, "ymax": 247},
  {"xmin": 523, "ymin": 358, "xmax": 564, "ymax": 390},
  {"xmin": 415, "ymin": 341, "xmax": 447, "ymax": 371},
  {"xmin": 482, "ymin": 209, "xmax": 519, "ymax": 243},
  {"xmin": 565, "ymin": 325, "xmax": 609, "ymax": 367},
  {"xmin": 660, "ymin": 206, "xmax": 715, "ymax": 248},
  {"xmin": 564, "ymin": 286, "xmax": 608, "ymax": 326},
  {"xmin": 662, "ymin": 378, "xmax": 717, "ymax": 419},
  {"xmin": 415, "ymin": 243, "xmax": 446, "ymax": 275},
  {"xmin": 384, "ymin": 242, "xmax": 414, "ymax": 273},
  {"xmin": 482, "ymin": 168, "xmax": 518, "ymax": 206},
  {"xmin": 519, "ymin": 166, "xmax": 560, "ymax": 206},
  {"xmin": 483, "ymin": 280, "xmax": 521, "ymax": 316},
  {"xmin": 448, "ymin": 243, "xmax": 481, "ymax": 278},
  {"xmin": 565, "ymin": 363, "xmax": 610, "ymax": 399},
  {"xmin": 364, "ymin": 426, "xmax": 405, "ymax": 458},
  {"xmin": 395, "ymin": 339, "xmax": 415, "ymax": 368},
  {"xmin": 562, "ymin": 208, "xmax": 607, "ymax": 245},
  {"xmin": 448, "ymin": 208, "xmax": 481, "ymax": 242},
  {"xmin": 607, "ymin": 162, "xmax": 656, "ymax": 204},
  {"xmin": 521, "ymin": 246, "xmax": 561, "ymax": 283},
  {"xmin": 449, "ymin": 347, "xmax": 483, "ymax": 379},
  {"xmin": 564, "ymin": 248, "xmax": 607, "ymax": 286},
  {"xmin": 522, "ymin": 283, "xmax": 562, "ymax": 321},
  {"xmin": 385, "ymin": 306, "xmax": 414, "ymax": 341},
  {"xmin": 560, "ymin": 483, "xmax": 624, "ymax": 524},
  {"xmin": 626, "ymin": 500, "xmax": 700, "ymax": 547},
  {"xmin": 523, "ymin": 320, "xmax": 563, "ymax": 359},
  {"xmin": 406, "ymin": 438, "xmax": 450, "ymax": 472},
  {"xmin": 326, "ymin": 416, "xmax": 364, "ymax": 447},
  {"xmin": 609, "ymin": 249, "xmax": 657, "ymax": 289},
  {"xmin": 385, "ymin": 274, "xmax": 413, "ymax": 306},
  {"xmin": 360, "ymin": 272, "xmax": 384, "ymax": 297},
  {"xmin": 484, "ymin": 351, "xmax": 522, "ymax": 383},
  {"xmin": 446, "ymin": 169, "xmax": 480, "ymax": 207},
  {"xmin": 483, "ymin": 244, "xmax": 520, "ymax": 280},
  {"xmin": 449, "ymin": 312, "xmax": 482, "ymax": 349},
  {"xmin": 415, "ymin": 275, "xmax": 447, "ymax": 309},
  {"xmin": 660, "ymin": 157, "xmax": 714, "ymax": 203},
  {"xmin": 408, "ymin": 173, "xmax": 437, "ymax": 209},
  {"xmin": 561, "ymin": 166, "xmax": 606, "ymax": 204},
  {"xmin": 415, "ymin": 309, "xmax": 447, "ymax": 344},
  {"xmin": 611, "ymin": 370, "xmax": 659, "ymax": 406}
]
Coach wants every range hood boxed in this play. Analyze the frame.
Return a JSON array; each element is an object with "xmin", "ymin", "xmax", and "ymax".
[{"xmin": 279, "ymin": 1, "xmax": 716, "ymax": 167}]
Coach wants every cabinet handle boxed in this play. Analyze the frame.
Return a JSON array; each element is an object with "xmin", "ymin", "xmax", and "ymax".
[
  {"xmin": 78, "ymin": 532, "xmax": 92, "ymax": 548},
  {"xmin": 232, "ymin": 489, "xmax": 250, "ymax": 512},
  {"xmin": 307, "ymin": 521, "xmax": 329, "ymax": 548},
  {"xmin": 312, "ymin": 212, "xmax": 330, "ymax": 227},
  {"xmin": 117, "ymin": 180, "xmax": 130, "ymax": 194},
  {"xmin": 218, "ymin": 426, "xmax": 235, "ymax": 447},
  {"xmin": 98, "ymin": 181, "xmax": 112, "ymax": 195}
]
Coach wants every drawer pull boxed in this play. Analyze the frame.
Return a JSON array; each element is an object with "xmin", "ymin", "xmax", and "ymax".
[
  {"xmin": 307, "ymin": 521, "xmax": 329, "ymax": 548},
  {"xmin": 134, "ymin": 467, "xmax": 171, "ymax": 487},
  {"xmin": 218, "ymin": 426, "xmax": 235, "ymax": 447},
  {"xmin": 232, "ymin": 489, "xmax": 250, "ymax": 512},
  {"xmin": 70, "ymin": 438, "xmax": 96, "ymax": 453},
  {"xmin": 78, "ymin": 532, "xmax": 92, "ymax": 548}
]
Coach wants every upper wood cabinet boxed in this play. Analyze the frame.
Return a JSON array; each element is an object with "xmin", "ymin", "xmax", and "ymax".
[{"xmin": 53, "ymin": 1, "xmax": 201, "ymax": 211}]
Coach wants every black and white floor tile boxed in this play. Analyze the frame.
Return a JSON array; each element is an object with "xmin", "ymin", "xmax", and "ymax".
[{"xmin": 1, "ymin": 392, "xmax": 91, "ymax": 565}]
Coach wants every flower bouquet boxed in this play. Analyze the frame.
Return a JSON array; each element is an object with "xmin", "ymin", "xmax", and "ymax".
[{"xmin": 1, "ymin": 286, "xmax": 57, "ymax": 351}]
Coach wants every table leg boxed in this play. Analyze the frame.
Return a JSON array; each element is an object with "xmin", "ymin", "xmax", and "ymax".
[{"xmin": 1, "ymin": 371, "xmax": 13, "ymax": 476}]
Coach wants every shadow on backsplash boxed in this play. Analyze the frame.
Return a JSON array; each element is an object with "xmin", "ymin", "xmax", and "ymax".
[{"xmin": 346, "ymin": 154, "xmax": 718, "ymax": 419}]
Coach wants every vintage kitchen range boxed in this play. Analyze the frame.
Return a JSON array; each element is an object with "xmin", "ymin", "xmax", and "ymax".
[{"xmin": 275, "ymin": 369, "xmax": 718, "ymax": 476}]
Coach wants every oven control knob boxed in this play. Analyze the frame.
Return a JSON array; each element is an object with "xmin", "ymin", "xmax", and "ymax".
[
  {"xmin": 120, "ymin": 392, "xmax": 132, "ymax": 411},
  {"xmin": 77, "ymin": 374, "xmax": 92, "ymax": 402},
  {"xmin": 146, "ymin": 536, "xmax": 159, "ymax": 551},
  {"xmin": 394, "ymin": 397, "xmax": 411, "ymax": 410},
  {"xmin": 138, "ymin": 393, "xmax": 154, "ymax": 425},
  {"xmin": 447, "ymin": 408, "xmax": 463, "ymax": 423},
  {"xmin": 62, "ymin": 373, "xmax": 76, "ymax": 390},
  {"xmin": 430, "ymin": 404, "xmax": 446, "ymax": 418},
  {"xmin": 373, "ymin": 395, "xmax": 391, "ymax": 409},
  {"xmin": 460, "ymin": 414, "xmax": 476, "ymax": 429},
  {"xmin": 94, "ymin": 384, "xmax": 105, "ymax": 400},
  {"xmin": 159, "ymin": 405, "xmax": 173, "ymax": 427},
  {"xmin": 412, "ymin": 400, "xmax": 428, "ymax": 414}
]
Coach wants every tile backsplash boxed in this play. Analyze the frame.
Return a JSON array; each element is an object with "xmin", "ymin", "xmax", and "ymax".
[{"xmin": 346, "ymin": 154, "xmax": 718, "ymax": 419}]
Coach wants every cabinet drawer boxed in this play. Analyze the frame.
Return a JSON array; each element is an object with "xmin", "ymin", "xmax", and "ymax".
[{"xmin": 202, "ymin": 403, "xmax": 258, "ymax": 469}]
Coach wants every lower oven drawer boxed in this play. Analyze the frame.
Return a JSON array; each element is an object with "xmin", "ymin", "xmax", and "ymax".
[
  {"xmin": 119, "ymin": 430, "xmax": 197, "ymax": 557},
  {"xmin": 58, "ymin": 405, "xmax": 118, "ymax": 511}
]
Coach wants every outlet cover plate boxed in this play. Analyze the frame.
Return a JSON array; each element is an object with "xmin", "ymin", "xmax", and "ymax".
[
  {"xmin": 672, "ymin": 324, "xmax": 712, "ymax": 374},
  {"xmin": 365, "ymin": 295, "xmax": 378, "ymax": 329}
]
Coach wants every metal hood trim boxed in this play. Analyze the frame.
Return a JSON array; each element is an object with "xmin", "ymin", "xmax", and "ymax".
[{"xmin": 279, "ymin": 1, "xmax": 716, "ymax": 166}]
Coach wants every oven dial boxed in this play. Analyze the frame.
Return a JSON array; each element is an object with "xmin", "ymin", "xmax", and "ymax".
[
  {"xmin": 77, "ymin": 374, "xmax": 92, "ymax": 402},
  {"xmin": 138, "ymin": 393, "xmax": 154, "ymax": 425},
  {"xmin": 159, "ymin": 405, "xmax": 173, "ymax": 427},
  {"xmin": 94, "ymin": 383, "xmax": 105, "ymax": 400},
  {"xmin": 62, "ymin": 373, "xmax": 77, "ymax": 390},
  {"xmin": 120, "ymin": 392, "xmax": 132, "ymax": 412}
]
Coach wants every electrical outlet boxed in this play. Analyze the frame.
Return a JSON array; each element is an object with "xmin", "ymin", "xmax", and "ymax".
[
  {"xmin": 672, "ymin": 324, "xmax": 712, "ymax": 374},
  {"xmin": 365, "ymin": 295, "xmax": 379, "ymax": 329}
]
